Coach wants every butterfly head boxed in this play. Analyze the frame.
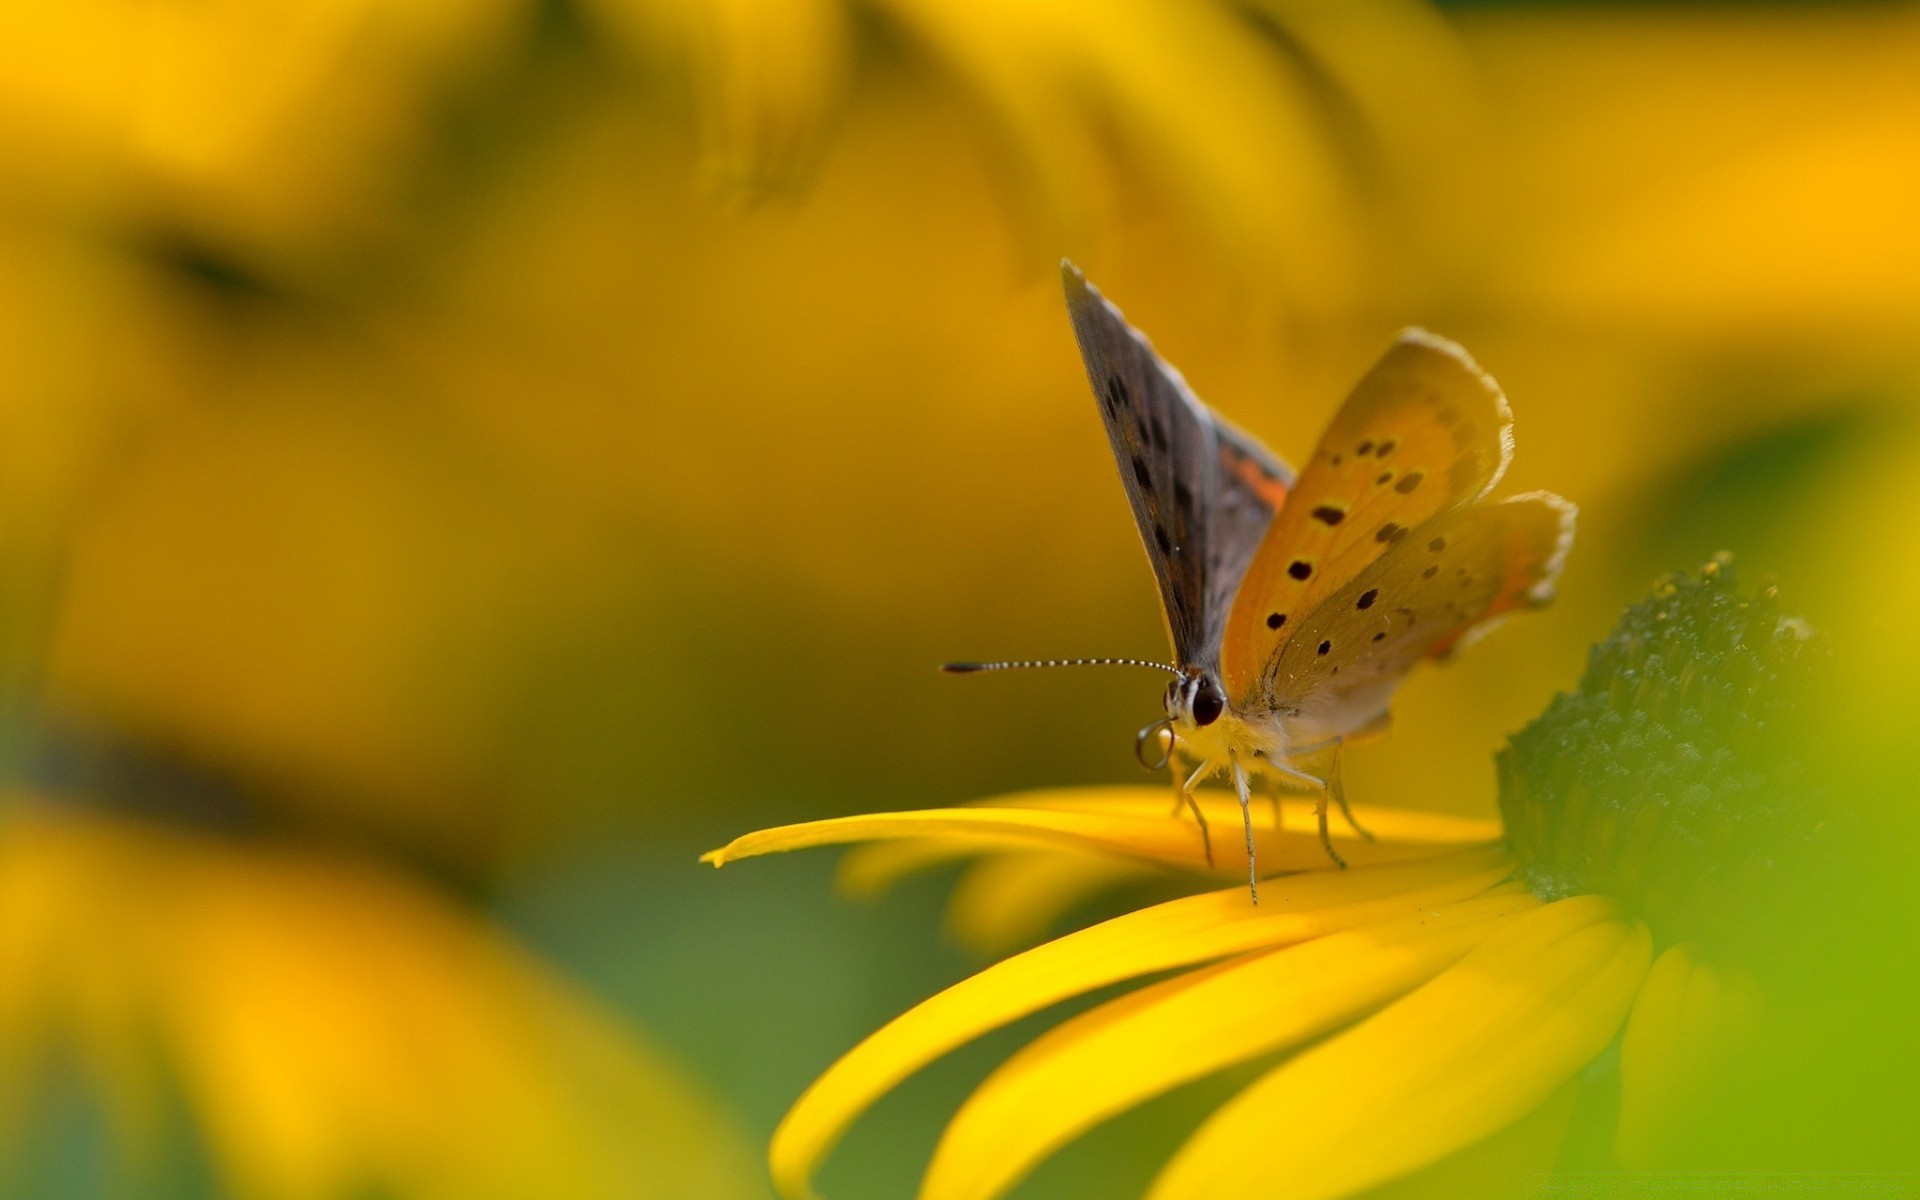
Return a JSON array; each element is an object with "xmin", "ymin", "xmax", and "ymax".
[
  {"xmin": 1160, "ymin": 667, "xmax": 1284, "ymax": 772},
  {"xmin": 1164, "ymin": 668, "xmax": 1227, "ymax": 731}
]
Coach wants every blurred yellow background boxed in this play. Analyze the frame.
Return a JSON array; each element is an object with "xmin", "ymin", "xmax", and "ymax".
[{"xmin": 2, "ymin": 0, "xmax": 1916, "ymax": 1196}]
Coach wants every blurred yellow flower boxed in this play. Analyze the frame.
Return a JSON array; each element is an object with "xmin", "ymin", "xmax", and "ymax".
[
  {"xmin": 582, "ymin": 0, "xmax": 1482, "ymax": 291},
  {"xmin": 0, "ymin": 801, "xmax": 762, "ymax": 1200},
  {"xmin": 12, "ymin": 1, "xmax": 1915, "ymax": 865},
  {"xmin": 0, "ymin": 0, "xmax": 524, "ymax": 255},
  {"xmin": 708, "ymin": 561, "xmax": 1829, "ymax": 1199}
]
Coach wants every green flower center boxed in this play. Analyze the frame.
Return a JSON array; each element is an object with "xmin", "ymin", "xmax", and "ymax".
[{"xmin": 1497, "ymin": 557, "xmax": 1827, "ymax": 951}]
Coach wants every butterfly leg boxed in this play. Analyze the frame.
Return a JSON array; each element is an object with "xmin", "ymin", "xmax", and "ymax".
[
  {"xmin": 1172, "ymin": 758, "xmax": 1216, "ymax": 869},
  {"xmin": 1228, "ymin": 751, "xmax": 1259, "ymax": 904},
  {"xmin": 1261, "ymin": 773, "xmax": 1286, "ymax": 840},
  {"xmin": 1304, "ymin": 794, "xmax": 1346, "ymax": 870},
  {"xmin": 1326, "ymin": 743, "xmax": 1376, "ymax": 842},
  {"xmin": 1265, "ymin": 755, "xmax": 1347, "ymax": 870},
  {"xmin": 1316, "ymin": 755, "xmax": 1348, "ymax": 870}
]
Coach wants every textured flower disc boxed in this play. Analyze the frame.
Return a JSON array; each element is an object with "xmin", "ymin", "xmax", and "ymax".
[{"xmin": 1498, "ymin": 555, "xmax": 1831, "ymax": 955}]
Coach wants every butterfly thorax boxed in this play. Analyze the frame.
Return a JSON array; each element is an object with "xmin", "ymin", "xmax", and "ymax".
[{"xmin": 1164, "ymin": 668, "xmax": 1287, "ymax": 775}]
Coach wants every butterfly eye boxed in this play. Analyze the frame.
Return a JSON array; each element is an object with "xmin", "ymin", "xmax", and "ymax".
[{"xmin": 1191, "ymin": 684, "xmax": 1224, "ymax": 727}]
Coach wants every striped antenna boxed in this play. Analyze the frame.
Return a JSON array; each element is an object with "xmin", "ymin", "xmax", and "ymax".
[{"xmin": 941, "ymin": 657, "xmax": 1181, "ymax": 676}]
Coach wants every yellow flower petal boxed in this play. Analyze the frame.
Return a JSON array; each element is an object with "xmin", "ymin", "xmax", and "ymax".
[
  {"xmin": 835, "ymin": 838, "xmax": 990, "ymax": 899},
  {"xmin": 706, "ymin": 787, "xmax": 1498, "ymax": 876},
  {"xmin": 768, "ymin": 847, "xmax": 1509, "ymax": 1200},
  {"xmin": 1149, "ymin": 895, "xmax": 1653, "ymax": 1200},
  {"xmin": 1615, "ymin": 941, "xmax": 1693, "ymax": 1166},
  {"xmin": 865, "ymin": 0, "xmax": 1361, "ymax": 290},
  {"xmin": 922, "ymin": 884, "xmax": 1540, "ymax": 1200},
  {"xmin": 943, "ymin": 848, "xmax": 1162, "ymax": 957},
  {"xmin": 1617, "ymin": 942, "xmax": 1758, "ymax": 1166},
  {"xmin": 584, "ymin": 0, "xmax": 852, "ymax": 192},
  {"xmin": 1359, "ymin": 1075, "xmax": 1581, "ymax": 1200},
  {"xmin": 987, "ymin": 787, "xmax": 1503, "ymax": 848}
]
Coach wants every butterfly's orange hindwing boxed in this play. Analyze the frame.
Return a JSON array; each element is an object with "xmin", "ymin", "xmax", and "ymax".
[
  {"xmin": 1220, "ymin": 329, "xmax": 1514, "ymax": 705},
  {"xmin": 1255, "ymin": 493, "xmax": 1576, "ymax": 745}
]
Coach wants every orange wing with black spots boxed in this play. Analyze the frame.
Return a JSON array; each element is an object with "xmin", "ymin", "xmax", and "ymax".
[
  {"xmin": 1220, "ymin": 329, "xmax": 1513, "ymax": 706},
  {"xmin": 1260, "ymin": 493, "xmax": 1576, "ymax": 744}
]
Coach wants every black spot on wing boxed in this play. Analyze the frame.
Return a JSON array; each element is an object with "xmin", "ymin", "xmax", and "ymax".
[
  {"xmin": 1310, "ymin": 504, "xmax": 1346, "ymax": 526},
  {"xmin": 1288, "ymin": 560, "xmax": 1313, "ymax": 581},
  {"xmin": 1266, "ymin": 612, "xmax": 1287, "ymax": 630},
  {"xmin": 1105, "ymin": 377, "xmax": 1129, "ymax": 414},
  {"xmin": 1395, "ymin": 470, "xmax": 1424, "ymax": 495},
  {"xmin": 1141, "ymin": 412, "xmax": 1166, "ymax": 451},
  {"xmin": 1357, "ymin": 589, "xmax": 1378, "ymax": 610},
  {"xmin": 1132, "ymin": 457, "xmax": 1152, "ymax": 490},
  {"xmin": 1317, "ymin": 640, "xmax": 1332, "ymax": 655},
  {"xmin": 1376, "ymin": 522, "xmax": 1405, "ymax": 543}
]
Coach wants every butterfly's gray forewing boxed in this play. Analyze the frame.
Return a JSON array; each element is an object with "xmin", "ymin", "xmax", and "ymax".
[
  {"xmin": 1208, "ymin": 418, "xmax": 1294, "ymax": 652},
  {"xmin": 1061, "ymin": 262, "xmax": 1294, "ymax": 668}
]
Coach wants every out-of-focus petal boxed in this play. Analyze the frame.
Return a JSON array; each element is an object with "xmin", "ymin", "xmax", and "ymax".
[
  {"xmin": 571, "ymin": 0, "xmax": 1468, "ymax": 284},
  {"xmin": 0, "ymin": 806, "xmax": 761, "ymax": 1200},
  {"xmin": 767, "ymin": 848, "xmax": 1509, "ymax": 1200},
  {"xmin": 1470, "ymin": 6, "xmax": 1920, "ymax": 337},
  {"xmin": 705, "ymin": 789, "xmax": 1498, "ymax": 875},
  {"xmin": 0, "ymin": 0, "xmax": 523, "ymax": 249},
  {"xmin": 942, "ymin": 848, "xmax": 1162, "ymax": 957},
  {"xmin": 1244, "ymin": 0, "xmax": 1499, "ymax": 280},
  {"xmin": 922, "ymin": 884, "xmax": 1539, "ymax": 1200},
  {"xmin": 867, "ymin": 0, "xmax": 1360, "ymax": 294},
  {"xmin": 1149, "ymin": 895, "xmax": 1652, "ymax": 1200},
  {"xmin": 586, "ymin": 0, "xmax": 852, "ymax": 192},
  {"xmin": 0, "ymin": 807, "xmax": 166, "ymax": 1148},
  {"xmin": 1617, "ymin": 942, "xmax": 1758, "ymax": 1167},
  {"xmin": 39, "ymin": 401, "xmax": 560, "ymax": 869}
]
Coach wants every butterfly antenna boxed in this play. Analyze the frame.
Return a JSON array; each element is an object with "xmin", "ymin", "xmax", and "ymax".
[{"xmin": 941, "ymin": 657, "xmax": 1181, "ymax": 676}]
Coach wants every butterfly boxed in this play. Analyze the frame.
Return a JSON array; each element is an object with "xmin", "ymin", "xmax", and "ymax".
[{"xmin": 947, "ymin": 262, "xmax": 1575, "ymax": 902}]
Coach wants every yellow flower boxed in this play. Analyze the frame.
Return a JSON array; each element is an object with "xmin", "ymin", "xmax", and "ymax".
[
  {"xmin": 0, "ymin": 801, "xmax": 762, "ymax": 1200},
  {"xmin": 581, "ymin": 0, "xmax": 1478, "ymax": 291},
  {"xmin": 0, "ymin": 0, "xmax": 522, "ymax": 255},
  {"xmin": 708, "ymin": 559, "xmax": 1831, "ymax": 1199}
]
